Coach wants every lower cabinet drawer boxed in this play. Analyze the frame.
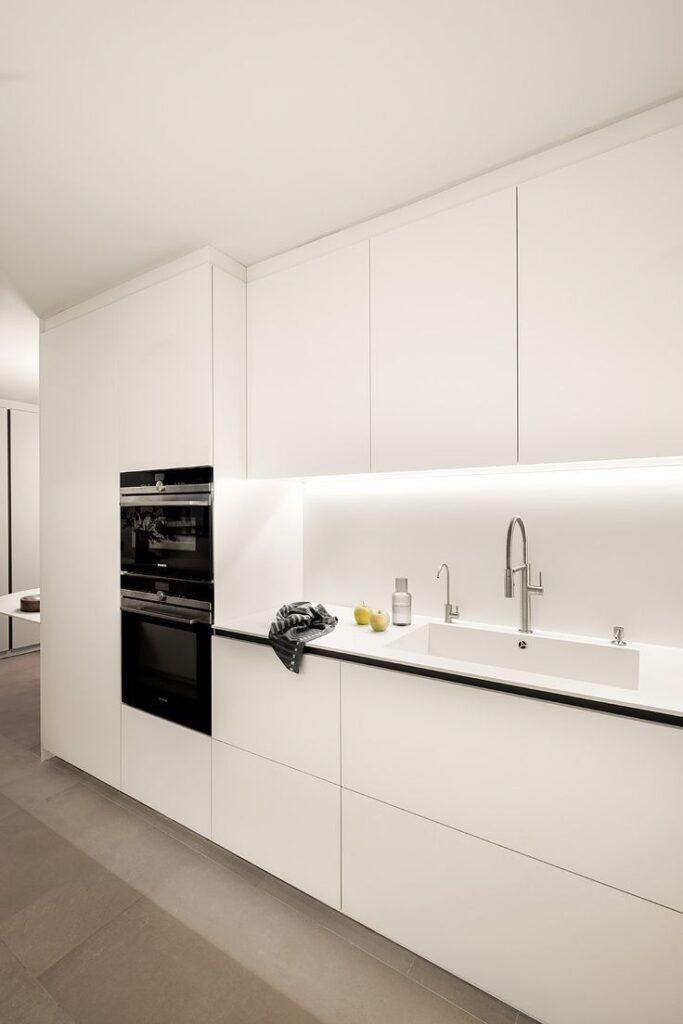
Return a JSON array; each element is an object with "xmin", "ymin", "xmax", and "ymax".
[
  {"xmin": 341, "ymin": 662, "xmax": 683, "ymax": 911},
  {"xmin": 212, "ymin": 636, "xmax": 340, "ymax": 782},
  {"xmin": 121, "ymin": 705, "xmax": 211, "ymax": 837},
  {"xmin": 212, "ymin": 740, "xmax": 341, "ymax": 908},
  {"xmin": 342, "ymin": 789, "xmax": 683, "ymax": 1024}
]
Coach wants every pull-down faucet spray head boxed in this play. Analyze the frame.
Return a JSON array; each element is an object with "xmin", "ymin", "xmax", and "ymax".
[{"xmin": 505, "ymin": 515, "xmax": 529, "ymax": 598}]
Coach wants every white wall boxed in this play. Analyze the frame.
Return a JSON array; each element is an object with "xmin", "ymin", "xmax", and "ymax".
[
  {"xmin": 214, "ymin": 479, "xmax": 303, "ymax": 623},
  {"xmin": 0, "ymin": 276, "xmax": 39, "ymax": 405},
  {"xmin": 303, "ymin": 465, "xmax": 683, "ymax": 648},
  {"xmin": 10, "ymin": 409, "xmax": 40, "ymax": 648}
]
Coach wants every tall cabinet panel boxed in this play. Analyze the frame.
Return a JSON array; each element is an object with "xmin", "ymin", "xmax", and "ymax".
[
  {"xmin": 247, "ymin": 242, "xmax": 370, "ymax": 478},
  {"xmin": 117, "ymin": 265, "xmax": 214, "ymax": 472},
  {"xmin": 370, "ymin": 188, "xmax": 518, "ymax": 472},
  {"xmin": 10, "ymin": 409, "xmax": 40, "ymax": 649},
  {"xmin": 0, "ymin": 412, "xmax": 8, "ymax": 654},
  {"xmin": 518, "ymin": 124, "xmax": 683, "ymax": 463},
  {"xmin": 40, "ymin": 304, "xmax": 121, "ymax": 786}
]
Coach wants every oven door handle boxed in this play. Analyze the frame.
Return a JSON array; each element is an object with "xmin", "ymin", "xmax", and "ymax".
[
  {"xmin": 121, "ymin": 606, "xmax": 208, "ymax": 627},
  {"xmin": 120, "ymin": 495, "xmax": 212, "ymax": 507}
]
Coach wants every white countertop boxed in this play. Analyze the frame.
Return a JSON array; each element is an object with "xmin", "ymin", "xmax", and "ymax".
[
  {"xmin": 0, "ymin": 590, "xmax": 41, "ymax": 624},
  {"xmin": 215, "ymin": 604, "xmax": 683, "ymax": 721}
]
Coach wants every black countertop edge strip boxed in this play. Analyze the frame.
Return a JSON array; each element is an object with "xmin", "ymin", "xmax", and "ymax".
[{"xmin": 212, "ymin": 627, "xmax": 683, "ymax": 729}]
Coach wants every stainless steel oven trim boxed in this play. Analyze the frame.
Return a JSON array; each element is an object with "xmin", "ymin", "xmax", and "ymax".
[
  {"xmin": 120, "ymin": 483, "xmax": 212, "ymax": 496},
  {"xmin": 121, "ymin": 597, "xmax": 212, "ymax": 625},
  {"xmin": 120, "ymin": 494, "xmax": 212, "ymax": 508},
  {"xmin": 121, "ymin": 589, "xmax": 211, "ymax": 611},
  {"xmin": 121, "ymin": 570, "xmax": 215, "ymax": 584},
  {"xmin": 122, "ymin": 607, "xmax": 208, "ymax": 626}
]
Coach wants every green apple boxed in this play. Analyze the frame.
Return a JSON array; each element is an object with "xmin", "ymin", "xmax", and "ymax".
[
  {"xmin": 370, "ymin": 609, "xmax": 390, "ymax": 632},
  {"xmin": 354, "ymin": 602, "xmax": 372, "ymax": 625}
]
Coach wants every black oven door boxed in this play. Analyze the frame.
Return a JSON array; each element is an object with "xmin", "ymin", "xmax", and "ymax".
[
  {"xmin": 120, "ymin": 495, "xmax": 212, "ymax": 580},
  {"xmin": 121, "ymin": 606, "xmax": 211, "ymax": 734}
]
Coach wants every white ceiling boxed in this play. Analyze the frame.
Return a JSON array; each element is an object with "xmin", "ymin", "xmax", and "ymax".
[{"xmin": 1, "ymin": 0, "xmax": 683, "ymax": 317}]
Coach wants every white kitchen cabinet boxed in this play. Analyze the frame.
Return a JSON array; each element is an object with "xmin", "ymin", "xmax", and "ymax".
[
  {"xmin": 212, "ymin": 740, "xmax": 340, "ymax": 907},
  {"xmin": 247, "ymin": 242, "xmax": 370, "ymax": 478},
  {"xmin": 10, "ymin": 409, "xmax": 40, "ymax": 649},
  {"xmin": 371, "ymin": 188, "xmax": 517, "ymax": 472},
  {"xmin": 117, "ymin": 265, "xmax": 214, "ymax": 471},
  {"xmin": 40, "ymin": 303, "xmax": 121, "ymax": 787},
  {"xmin": 212, "ymin": 266, "xmax": 247, "ymax": 480},
  {"xmin": 342, "ymin": 789, "xmax": 683, "ymax": 1024},
  {"xmin": 121, "ymin": 705, "xmax": 211, "ymax": 837},
  {"xmin": 519, "ymin": 124, "xmax": 683, "ymax": 463},
  {"xmin": 212, "ymin": 637, "xmax": 340, "ymax": 782},
  {"xmin": 40, "ymin": 254, "xmax": 245, "ymax": 788},
  {"xmin": 341, "ymin": 661, "xmax": 683, "ymax": 911}
]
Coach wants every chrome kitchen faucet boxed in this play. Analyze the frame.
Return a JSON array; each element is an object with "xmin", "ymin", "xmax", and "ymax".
[
  {"xmin": 504, "ymin": 516, "xmax": 544, "ymax": 634},
  {"xmin": 436, "ymin": 562, "xmax": 459, "ymax": 623}
]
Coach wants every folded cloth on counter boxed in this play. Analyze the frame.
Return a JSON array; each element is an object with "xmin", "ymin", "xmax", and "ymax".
[{"xmin": 269, "ymin": 602, "xmax": 338, "ymax": 673}]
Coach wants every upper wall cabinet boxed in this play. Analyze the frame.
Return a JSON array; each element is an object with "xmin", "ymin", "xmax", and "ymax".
[
  {"xmin": 247, "ymin": 242, "xmax": 370, "ymax": 478},
  {"xmin": 118, "ymin": 265, "xmax": 214, "ymax": 471},
  {"xmin": 370, "ymin": 188, "xmax": 517, "ymax": 472},
  {"xmin": 518, "ymin": 125, "xmax": 683, "ymax": 464}
]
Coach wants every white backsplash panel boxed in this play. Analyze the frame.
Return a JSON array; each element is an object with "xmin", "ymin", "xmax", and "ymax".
[{"xmin": 303, "ymin": 465, "xmax": 683, "ymax": 648}]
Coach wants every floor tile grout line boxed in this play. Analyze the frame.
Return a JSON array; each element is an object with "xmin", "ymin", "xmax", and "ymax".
[
  {"xmin": 0, "ymin": 935, "xmax": 78, "ymax": 1022},
  {"xmin": 405, "ymin": 957, "xmax": 518, "ymax": 1024},
  {"xmin": 260, "ymin": 879, "xmax": 510, "ymax": 1024},
  {"xmin": 35, "ymin": 892, "xmax": 146, "ymax": 984},
  {"xmin": 51, "ymin": 760, "xmax": 260, "ymax": 881},
  {"xmin": 395, "ymin": 969, "xmax": 496, "ymax": 1024},
  {"xmin": 261, "ymin": 879, "xmax": 500, "ymax": 1024},
  {"xmin": 260, "ymin": 881, "xmax": 418, "ymax": 980}
]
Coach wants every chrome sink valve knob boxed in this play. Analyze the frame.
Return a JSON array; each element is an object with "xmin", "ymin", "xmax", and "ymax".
[{"xmin": 612, "ymin": 626, "xmax": 626, "ymax": 646}]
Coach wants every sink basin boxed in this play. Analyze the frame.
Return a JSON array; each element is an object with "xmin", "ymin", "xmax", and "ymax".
[{"xmin": 387, "ymin": 623, "xmax": 640, "ymax": 690}]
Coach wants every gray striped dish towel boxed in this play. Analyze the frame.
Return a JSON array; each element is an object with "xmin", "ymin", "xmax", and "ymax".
[{"xmin": 269, "ymin": 602, "xmax": 338, "ymax": 673}]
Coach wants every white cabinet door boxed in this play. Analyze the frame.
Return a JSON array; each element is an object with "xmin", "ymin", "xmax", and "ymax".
[
  {"xmin": 10, "ymin": 409, "xmax": 40, "ymax": 649},
  {"xmin": 212, "ymin": 740, "xmax": 340, "ymax": 907},
  {"xmin": 343, "ymin": 790, "xmax": 683, "ymax": 1024},
  {"xmin": 40, "ymin": 305, "xmax": 121, "ymax": 786},
  {"xmin": 371, "ymin": 189, "xmax": 517, "ymax": 472},
  {"xmin": 247, "ymin": 242, "xmax": 370, "ymax": 478},
  {"xmin": 122, "ymin": 706, "xmax": 211, "ymax": 837},
  {"xmin": 212, "ymin": 266, "xmax": 247, "ymax": 480},
  {"xmin": 118, "ymin": 265, "xmax": 213, "ymax": 471},
  {"xmin": 341, "ymin": 661, "xmax": 683, "ymax": 911},
  {"xmin": 519, "ymin": 124, "xmax": 683, "ymax": 463},
  {"xmin": 212, "ymin": 638, "xmax": 340, "ymax": 782}
]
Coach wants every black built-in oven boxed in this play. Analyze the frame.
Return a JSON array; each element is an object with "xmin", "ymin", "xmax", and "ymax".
[
  {"xmin": 120, "ymin": 466, "xmax": 213, "ymax": 581},
  {"xmin": 121, "ymin": 467, "xmax": 213, "ymax": 734},
  {"xmin": 121, "ymin": 575, "xmax": 212, "ymax": 734}
]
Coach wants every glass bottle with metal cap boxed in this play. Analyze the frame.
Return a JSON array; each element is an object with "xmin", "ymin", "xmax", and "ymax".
[{"xmin": 392, "ymin": 577, "xmax": 412, "ymax": 626}]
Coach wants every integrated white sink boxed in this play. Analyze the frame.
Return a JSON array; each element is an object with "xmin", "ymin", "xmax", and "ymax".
[{"xmin": 388, "ymin": 623, "xmax": 640, "ymax": 690}]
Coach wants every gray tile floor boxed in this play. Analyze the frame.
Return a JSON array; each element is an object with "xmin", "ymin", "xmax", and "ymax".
[{"xmin": 0, "ymin": 651, "xmax": 539, "ymax": 1024}]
